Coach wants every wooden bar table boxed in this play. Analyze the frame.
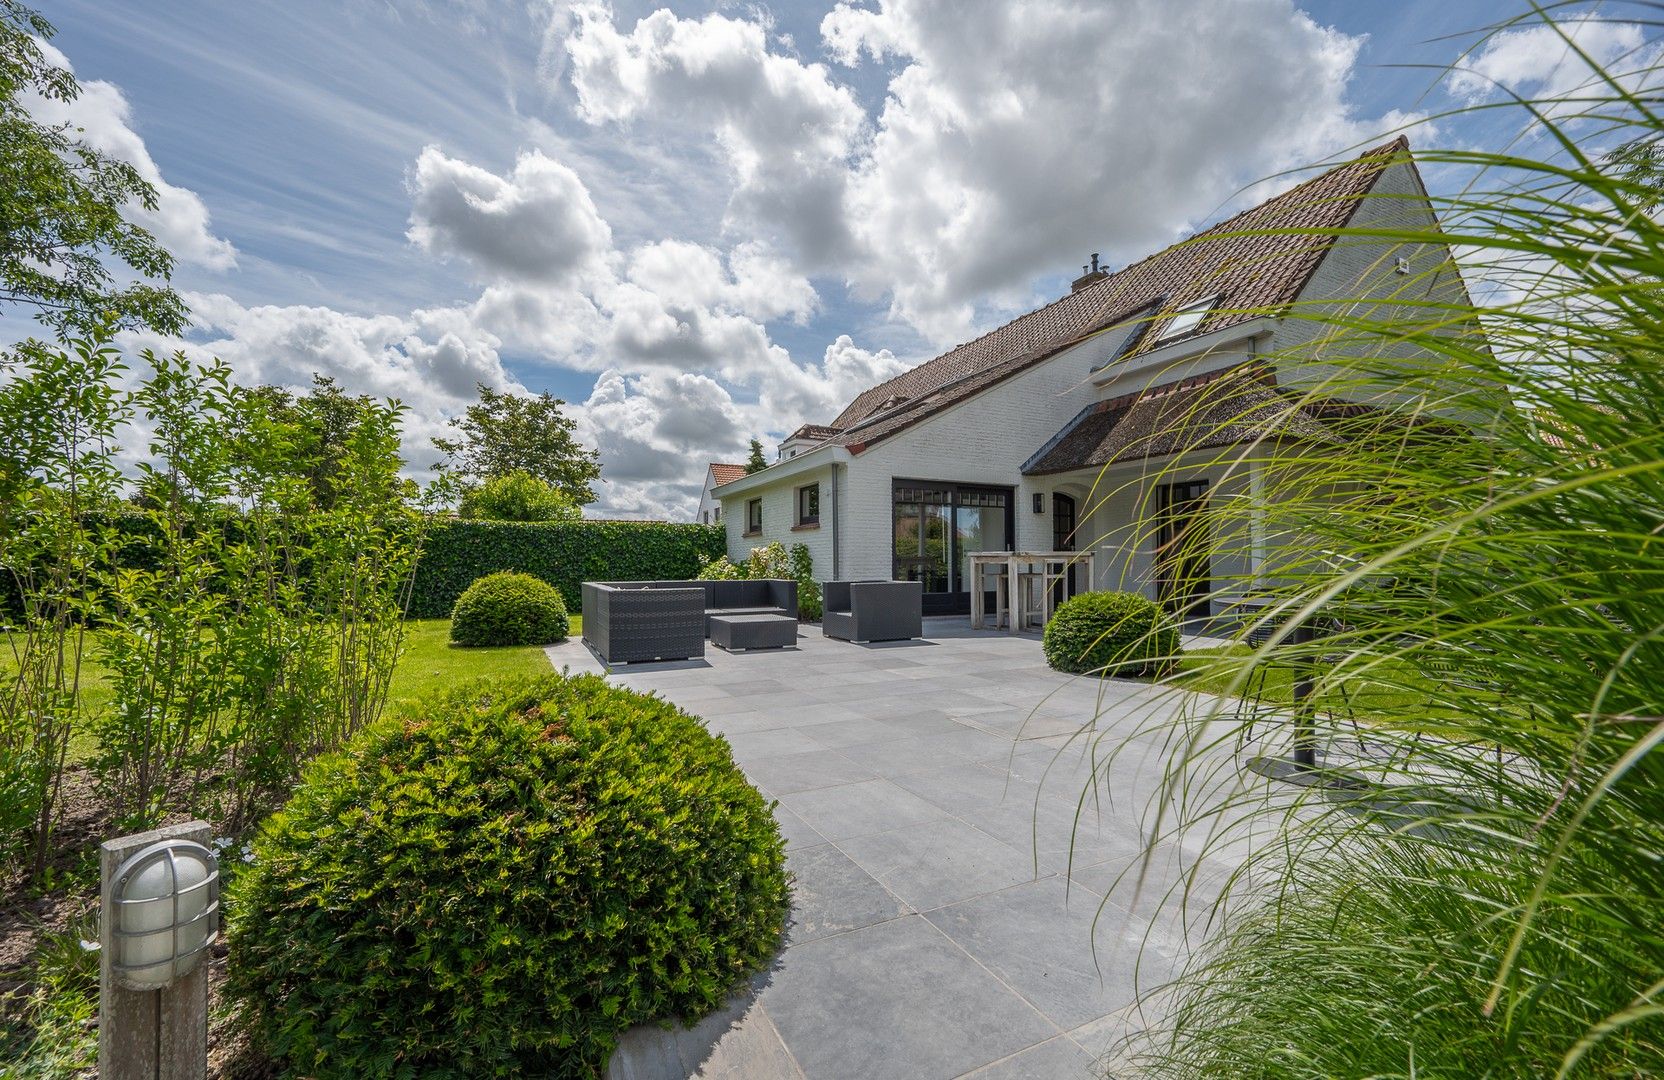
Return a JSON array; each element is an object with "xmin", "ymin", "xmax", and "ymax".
[{"xmin": 969, "ymin": 551, "xmax": 1094, "ymax": 633}]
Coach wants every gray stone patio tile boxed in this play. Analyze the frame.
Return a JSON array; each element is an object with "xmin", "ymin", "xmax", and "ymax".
[
  {"xmin": 661, "ymin": 682, "xmax": 742, "ymax": 704},
  {"xmin": 712, "ymin": 678, "xmax": 796, "ymax": 697},
  {"xmin": 785, "ymin": 842, "xmax": 911, "ymax": 944},
  {"xmin": 701, "ymin": 710, "xmax": 793, "ymax": 738},
  {"xmin": 924, "ymin": 876, "xmax": 1157, "ymax": 1030},
  {"xmin": 799, "ymin": 716, "xmax": 910, "ymax": 749},
  {"xmin": 545, "ymin": 640, "xmax": 607, "ymax": 676},
  {"xmin": 728, "ymin": 692, "xmax": 831, "ymax": 714},
  {"xmin": 778, "ymin": 779, "xmax": 952, "ymax": 841},
  {"xmin": 951, "ymin": 706, "xmax": 1098, "ymax": 742},
  {"xmin": 607, "ymin": 990, "xmax": 803, "ymax": 1080},
  {"xmin": 763, "ymin": 915, "xmax": 1057, "ymax": 1080},
  {"xmin": 870, "ymin": 710, "xmax": 969, "ymax": 738},
  {"xmin": 946, "ymin": 784, "xmax": 1150, "ymax": 875},
  {"xmin": 1065, "ymin": 844, "xmax": 1238, "ymax": 947},
  {"xmin": 845, "ymin": 693, "xmax": 959, "ymax": 721},
  {"xmin": 959, "ymin": 1035, "xmax": 1096, "ymax": 1079},
  {"xmin": 837, "ymin": 728, "xmax": 1016, "ymax": 778},
  {"xmin": 743, "ymin": 748, "xmax": 878, "ymax": 796},
  {"xmin": 724, "ymin": 728, "xmax": 825, "ymax": 763},
  {"xmin": 771, "ymin": 804, "xmax": 827, "ymax": 852},
  {"xmin": 1067, "ymin": 1002, "xmax": 1160, "ymax": 1075},
  {"xmin": 835, "ymin": 818, "xmax": 1049, "ymax": 911}
]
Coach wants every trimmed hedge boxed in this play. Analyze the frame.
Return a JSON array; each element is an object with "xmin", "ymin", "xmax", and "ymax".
[
  {"xmin": 1042, "ymin": 590, "xmax": 1179, "ymax": 676},
  {"xmin": 226, "ymin": 673, "xmax": 789, "ymax": 1079},
  {"xmin": 450, "ymin": 571, "xmax": 569, "ymax": 646},
  {"xmin": 408, "ymin": 520, "xmax": 726, "ymax": 618}
]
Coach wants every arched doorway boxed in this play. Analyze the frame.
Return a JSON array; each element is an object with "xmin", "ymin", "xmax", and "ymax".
[{"xmin": 1052, "ymin": 492, "xmax": 1079, "ymax": 603}]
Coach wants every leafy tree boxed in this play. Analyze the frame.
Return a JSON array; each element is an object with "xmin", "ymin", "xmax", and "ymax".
[
  {"xmin": 239, "ymin": 376, "xmax": 403, "ymax": 510},
  {"xmin": 744, "ymin": 438, "xmax": 767, "ymax": 473},
  {"xmin": 0, "ymin": 2, "xmax": 185, "ymax": 335},
  {"xmin": 433, "ymin": 384, "xmax": 600, "ymax": 504},
  {"xmin": 458, "ymin": 470, "xmax": 581, "ymax": 522}
]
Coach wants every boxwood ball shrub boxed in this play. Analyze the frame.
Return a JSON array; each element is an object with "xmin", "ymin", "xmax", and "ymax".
[
  {"xmin": 449, "ymin": 570, "xmax": 568, "ymax": 646},
  {"xmin": 1043, "ymin": 590, "xmax": 1178, "ymax": 676},
  {"xmin": 226, "ymin": 674, "xmax": 789, "ymax": 1079}
]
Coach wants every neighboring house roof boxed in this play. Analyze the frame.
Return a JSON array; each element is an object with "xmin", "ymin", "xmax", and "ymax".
[
  {"xmin": 1021, "ymin": 364, "xmax": 1341, "ymax": 475},
  {"xmin": 708, "ymin": 463, "xmax": 748, "ymax": 487},
  {"xmin": 819, "ymin": 136, "xmax": 1411, "ymax": 457}
]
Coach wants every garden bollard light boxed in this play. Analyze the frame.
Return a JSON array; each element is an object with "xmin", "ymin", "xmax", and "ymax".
[{"xmin": 100, "ymin": 820, "xmax": 218, "ymax": 1080}]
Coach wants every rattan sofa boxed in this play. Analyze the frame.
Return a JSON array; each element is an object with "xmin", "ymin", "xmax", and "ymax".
[
  {"xmin": 822, "ymin": 580, "xmax": 923, "ymax": 643},
  {"xmin": 699, "ymin": 579, "xmax": 797, "ymax": 635},
  {"xmin": 581, "ymin": 579, "xmax": 799, "ymax": 663},
  {"xmin": 581, "ymin": 581, "xmax": 706, "ymax": 664}
]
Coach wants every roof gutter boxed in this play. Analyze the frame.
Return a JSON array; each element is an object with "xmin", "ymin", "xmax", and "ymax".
[
  {"xmin": 711, "ymin": 443, "xmax": 853, "ymax": 497},
  {"xmin": 1090, "ymin": 317, "xmax": 1280, "ymax": 388}
]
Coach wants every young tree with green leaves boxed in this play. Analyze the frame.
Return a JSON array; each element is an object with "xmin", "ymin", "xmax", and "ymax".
[
  {"xmin": 744, "ymin": 437, "xmax": 767, "ymax": 473},
  {"xmin": 240, "ymin": 375, "xmax": 405, "ymax": 510},
  {"xmin": 0, "ymin": 1, "xmax": 185, "ymax": 335},
  {"xmin": 433, "ymin": 383, "xmax": 600, "ymax": 504},
  {"xmin": 458, "ymin": 470, "xmax": 581, "ymax": 522}
]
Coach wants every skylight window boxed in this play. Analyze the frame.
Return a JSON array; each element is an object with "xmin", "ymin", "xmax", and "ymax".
[{"xmin": 1154, "ymin": 296, "xmax": 1218, "ymax": 343}]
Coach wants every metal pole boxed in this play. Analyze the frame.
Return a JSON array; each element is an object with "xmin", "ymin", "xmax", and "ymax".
[
  {"xmin": 1290, "ymin": 621, "xmax": 1317, "ymax": 771},
  {"xmin": 100, "ymin": 820, "xmax": 212, "ymax": 1080}
]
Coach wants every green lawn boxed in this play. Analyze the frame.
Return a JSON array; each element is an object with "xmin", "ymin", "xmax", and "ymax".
[
  {"xmin": 385, "ymin": 617, "xmax": 571, "ymax": 705},
  {"xmin": 0, "ymin": 618, "xmax": 577, "ymax": 738}
]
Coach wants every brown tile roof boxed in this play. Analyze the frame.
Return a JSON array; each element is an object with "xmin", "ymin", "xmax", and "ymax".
[
  {"xmin": 826, "ymin": 136, "xmax": 1411, "ymax": 454},
  {"xmin": 1021, "ymin": 364, "xmax": 1341, "ymax": 475},
  {"xmin": 708, "ymin": 463, "xmax": 748, "ymax": 487}
]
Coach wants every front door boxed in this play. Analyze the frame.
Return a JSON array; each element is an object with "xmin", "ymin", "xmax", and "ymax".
[
  {"xmin": 1155, "ymin": 480, "xmax": 1211, "ymax": 620},
  {"xmin": 1051, "ymin": 493, "xmax": 1078, "ymax": 604}
]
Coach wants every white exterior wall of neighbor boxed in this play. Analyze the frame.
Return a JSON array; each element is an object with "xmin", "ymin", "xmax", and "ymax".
[
  {"xmin": 722, "ymin": 462, "xmax": 838, "ymax": 579},
  {"xmin": 695, "ymin": 468, "xmax": 725, "ymax": 525}
]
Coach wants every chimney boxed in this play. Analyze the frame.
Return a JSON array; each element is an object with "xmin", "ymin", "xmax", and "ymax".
[{"xmin": 1069, "ymin": 252, "xmax": 1107, "ymax": 294}]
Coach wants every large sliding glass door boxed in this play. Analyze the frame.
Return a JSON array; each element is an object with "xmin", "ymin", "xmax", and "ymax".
[{"xmin": 892, "ymin": 481, "xmax": 1014, "ymax": 614}]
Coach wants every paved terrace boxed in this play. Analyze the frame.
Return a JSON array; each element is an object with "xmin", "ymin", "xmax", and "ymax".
[{"xmin": 548, "ymin": 619, "xmax": 1246, "ymax": 1080}]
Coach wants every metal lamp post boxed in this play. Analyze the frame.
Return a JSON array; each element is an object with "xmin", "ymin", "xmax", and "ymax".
[{"xmin": 100, "ymin": 820, "xmax": 219, "ymax": 1080}]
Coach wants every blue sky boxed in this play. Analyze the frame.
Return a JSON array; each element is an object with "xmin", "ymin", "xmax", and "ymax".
[{"xmin": 13, "ymin": 0, "xmax": 1634, "ymax": 516}]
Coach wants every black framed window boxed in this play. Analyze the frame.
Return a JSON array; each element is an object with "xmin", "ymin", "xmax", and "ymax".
[
  {"xmin": 892, "ymin": 480, "xmax": 1014, "ymax": 614},
  {"xmin": 745, "ymin": 497, "xmax": 762, "ymax": 534},
  {"xmin": 796, "ymin": 483, "xmax": 820, "ymax": 526}
]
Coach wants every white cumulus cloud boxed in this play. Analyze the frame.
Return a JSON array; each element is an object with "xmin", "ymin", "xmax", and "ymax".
[
  {"xmin": 558, "ymin": 0, "xmax": 1412, "ymax": 344},
  {"xmin": 407, "ymin": 145, "xmax": 613, "ymax": 283},
  {"xmin": 26, "ymin": 41, "xmax": 236, "ymax": 271}
]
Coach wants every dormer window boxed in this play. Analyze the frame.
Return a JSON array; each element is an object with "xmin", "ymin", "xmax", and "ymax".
[{"xmin": 1154, "ymin": 296, "xmax": 1218, "ymax": 343}]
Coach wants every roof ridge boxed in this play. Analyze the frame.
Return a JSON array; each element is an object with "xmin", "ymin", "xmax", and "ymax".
[
  {"xmin": 1072, "ymin": 136, "xmax": 1407, "ymax": 327},
  {"xmin": 831, "ymin": 136, "xmax": 1410, "ymax": 428}
]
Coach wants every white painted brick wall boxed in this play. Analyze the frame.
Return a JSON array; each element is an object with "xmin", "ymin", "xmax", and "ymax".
[{"xmin": 722, "ymin": 464, "xmax": 837, "ymax": 579}]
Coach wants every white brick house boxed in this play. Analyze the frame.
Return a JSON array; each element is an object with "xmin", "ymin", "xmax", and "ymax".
[
  {"xmin": 713, "ymin": 139, "xmax": 1478, "ymax": 617},
  {"xmin": 696, "ymin": 463, "xmax": 745, "ymax": 524}
]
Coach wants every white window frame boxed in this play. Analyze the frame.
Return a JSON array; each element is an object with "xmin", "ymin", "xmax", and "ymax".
[{"xmin": 1155, "ymin": 295, "xmax": 1218, "ymax": 343}]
